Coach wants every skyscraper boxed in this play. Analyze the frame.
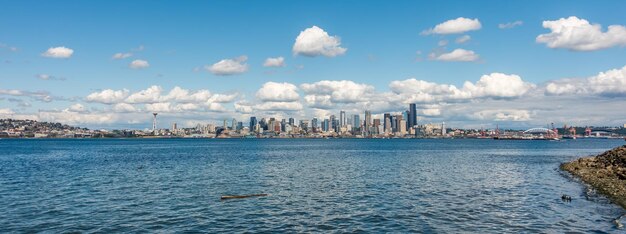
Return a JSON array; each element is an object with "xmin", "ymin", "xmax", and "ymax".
[
  {"xmin": 288, "ymin": 117, "xmax": 295, "ymax": 126},
  {"xmin": 409, "ymin": 103, "xmax": 417, "ymax": 130},
  {"xmin": 330, "ymin": 115, "xmax": 337, "ymax": 132},
  {"xmin": 312, "ymin": 118, "xmax": 319, "ymax": 132},
  {"xmin": 353, "ymin": 114, "xmax": 360, "ymax": 132},
  {"xmin": 250, "ymin": 116, "xmax": 257, "ymax": 130},
  {"xmin": 383, "ymin": 113, "xmax": 391, "ymax": 132},
  {"xmin": 339, "ymin": 110, "xmax": 346, "ymax": 127},
  {"xmin": 364, "ymin": 110, "xmax": 372, "ymax": 135}
]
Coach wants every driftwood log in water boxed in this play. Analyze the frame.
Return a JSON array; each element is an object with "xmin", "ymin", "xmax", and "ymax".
[
  {"xmin": 561, "ymin": 145, "xmax": 626, "ymax": 209},
  {"xmin": 220, "ymin": 194, "xmax": 268, "ymax": 200}
]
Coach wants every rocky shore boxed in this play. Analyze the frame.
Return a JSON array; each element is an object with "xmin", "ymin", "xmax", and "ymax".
[{"xmin": 561, "ymin": 145, "xmax": 626, "ymax": 209}]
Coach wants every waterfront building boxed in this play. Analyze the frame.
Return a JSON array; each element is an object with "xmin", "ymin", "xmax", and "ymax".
[
  {"xmin": 311, "ymin": 118, "xmax": 319, "ymax": 132},
  {"xmin": 330, "ymin": 115, "xmax": 337, "ymax": 132},
  {"xmin": 383, "ymin": 113, "xmax": 391, "ymax": 133},
  {"xmin": 289, "ymin": 118, "xmax": 295, "ymax": 126},
  {"xmin": 364, "ymin": 110, "xmax": 372, "ymax": 134},
  {"xmin": 409, "ymin": 103, "xmax": 417, "ymax": 130},
  {"xmin": 340, "ymin": 111, "xmax": 346, "ymax": 128},
  {"xmin": 250, "ymin": 117, "xmax": 257, "ymax": 130},
  {"xmin": 353, "ymin": 114, "xmax": 360, "ymax": 132}
]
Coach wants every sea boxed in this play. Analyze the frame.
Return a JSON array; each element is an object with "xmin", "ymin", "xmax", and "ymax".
[{"xmin": 1, "ymin": 138, "xmax": 625, "ymax": 233}]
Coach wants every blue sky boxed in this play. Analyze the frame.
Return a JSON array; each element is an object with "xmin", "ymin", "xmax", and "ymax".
[{"xmin": 1, "ymin": 0, "xmax": 626, "ymax": 129}]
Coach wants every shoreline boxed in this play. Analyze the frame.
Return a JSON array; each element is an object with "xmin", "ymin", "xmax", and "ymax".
[{"xmin": 561, "ymin": 145, "xmax": 626, "ymax": 209}]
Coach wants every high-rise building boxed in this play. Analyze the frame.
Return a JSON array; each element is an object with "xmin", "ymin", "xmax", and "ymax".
[
  {"xmin": 364, "ymin": 110, "xmax": 372, "ymax": 132},
  {"xmin": 383, "ymin": 113, "xmax": 391, "ymax": 132},
  {"xmin": 409, "ymin": 103, "xmax": 417, "ymax": 130},
  {"xmin": 288, "ymin": 118, "xmax": 295, "ymax": 126},
  {"xmin": 330, "ymin": 115, "xmax": 337, "ymax": 132},
  {"xmin": 340, "ymin": 111, "xmax": 346, "ymax": 127},
  {"xmin": 171, "ymin": 122, "xmax": 177, "ymax": 131},
  {"xmin": 312, "ymin": 118, "xmax": 319, "ymax": 132},
  {"xmin": 231, "ymin": 118, "xmax": 236, "ymax": 130},
  {"xmin": 323, "ymin": 119, "xmax": 330, "ymax": 132},
  {"xmin": 353, "ymin": 114, "xmax": 360, "ymax": 132},
  {"xmin": 249, "ymin": 117, "xmax": 257, "ymax": 130},
  {"xmin": 152, "ymin": 113, "xmax": 158, "ymax": 132}
]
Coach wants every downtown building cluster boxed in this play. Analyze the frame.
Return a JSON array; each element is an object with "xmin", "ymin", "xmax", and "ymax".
[{"xmin": 164, "ymin": 103, "xmax": 453, "ymax": 138}]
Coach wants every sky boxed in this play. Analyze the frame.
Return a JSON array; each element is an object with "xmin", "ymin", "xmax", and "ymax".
[{"xmin": 1, "ymin": 0, "xmax": 626, "ymax": 130}]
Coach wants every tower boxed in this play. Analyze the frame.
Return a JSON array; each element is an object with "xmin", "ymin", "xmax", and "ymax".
[
  {"xmin": 409, "ymin": 103, "xmax": 417, "ymax": 130},
  {"xmin": 152, "ymin": 113, "xmax": 158, "ymax": 132}
]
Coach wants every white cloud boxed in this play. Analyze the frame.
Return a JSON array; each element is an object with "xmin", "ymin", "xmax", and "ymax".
[
  {"xmin": 0, "ymin": 89, "xmax": 53, "ymax": 102},
  {"xmin": 422, "ymin": 17, "xmax": 482, "ymax": 35},
  {"xmin": 429, "ymin": 49, "xmax": 479, "ymax": 62},
  {"xmin": 112, "ymin": 53, "xmax": 132, "ymax": 59},
  {"xmin": 438, "ymin": 40, "xmax": 448, "ymax": 46},
  {"xmin": 41, "ymin": 46, "xmax": 74, "ymax": 58},
  {"xmin": 536, "ymin": 16, "xmax": 626, "ymax": 51},
  {"xmin": 499, "ymin": 21, "xmax": 523, "ymax": 29},
  {"xmin": 36, "ymin": 74, "xmax": 66, "ymax": 81},
  {"xmin": 293, "ymin": 26, "xmax": 347, "ymax": 57},
  {"xmin": 256, "ymin": 82, "xmax": 300, "ymax": 102},
  {"xmin": 129, "ymin": 59, "xmax": 150, "ymax": 69},
  {"xmin": 470, "ymin": 109, "xmax": 532, "ymax": 121},
  {"xmin": 125, "ymin": 86, "xmax": 162, "ymax": 103},
  {"xmin": 206, "ymin": 56, "xmax": 248, "ymax": 75},
  {"xmin": 39, "ymin": 109, "xmax": 119, "ymax": 125},
  {"xmin": 545, "ymin": 65, "xmax": 626, "ymax": 96},
  {"xmin": 113, "ymin": 103, "xmax": 137, "ymax": 113},
  {"xmin": 301, "ymin": 80, "xmax": 375, "ymax": 103},
  {"xmin": 86, "ymin": 89, "xmax": 130, "ymax": 104},
  {"xmin": 234, "ymin": 101, "xmax": 254, "ymax": 113},
  {"xmin": 455, "ymin": 35, "xmax": 471, "ymax": 44},
  {"xmin": 255, "ymin": 101, "xmax": 303, "ymax": 111},
  {"xmin": 422, "ymin": 108, "xmax": 442, "ymax": 117},
  {"xmin": 68, "ymin": 103, "xmax": 87, "ymax": 112},
  {"xmin": 463, "ymin": 73, "xmax": 535, "ymax": 98},
  {"xmin": 263, "ymin": 57, "xmax": 286, "ymax": 67}
]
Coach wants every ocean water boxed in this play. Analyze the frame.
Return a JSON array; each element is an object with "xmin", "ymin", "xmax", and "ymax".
[{"xmin": 0, "ymin": 138, "xmax": 625, "ymax": 232}]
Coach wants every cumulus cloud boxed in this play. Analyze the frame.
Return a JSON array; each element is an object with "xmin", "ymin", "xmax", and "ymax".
[
  {"xmin": 39, "ymin": 110, "xmax": 118, "ymax": 125},
  {"xmin": 113, "ymin": 103, "xmax": 137, "ymax": 113},
  {"xmin": 499, "ymin": 20, "xmax": 523, "ymax": 29},
  {"xmin": 470, "ymin": 109, "xmax": 532, "ymax": 121},
  {"xmin": 68, "ymin": 103, "xmax": 87, "ymax": 112},
  {"xmin": 255, "ymin": 101, "xmax": 303, "ymax": 111},
  {"xmin": 293, "ymin": 26, "xmax": 347, "ymax": 57},
  {"xmin": 256, "ymin": 82, "xmax": 300, "ymax": 102},
  {"xmin": 422, "ymin": 17, "xmax": 482, "ymax": 35},
  {"xmin": 536, "ymin": 16, "xmax": 626, "ymax": 51},
  {"xmin": 455, "ymin": 35, "xmax": 471, "ymax": 44},
  {"xmin": 86, "ymin": 89, "xmax": 130, "ymax": 104},
  {"xmin": 545, "ymin": 65, "xmax": 626, "ymax": 96},
  {"xmin": 206, "ymin": 56, "xmax": 248, "ymax": 75},
  {"xmin": 112, "ymin": 53, "xmax": 132, "ymax": 59},
  {"xmin": 129, "ymin": 59, "xmax": 150, "ymax": 69},
  {"xmin": 301, "ymin": 80, "xmax": 375, "ymax": 104},
  {"xmin": 463, "ymin": 73, "xmax": 535, "ymax": 98},
  {"xmin": 125, "ymin": 86, "xmax": 163, "ymax": 103},
  {"xmin": 429, "ymin": 49, "xmax": 479, "ymax": 62},
  {"xmin": 41, "ymin": 46, "xmax": 74, "ymax": 58},
  {"xmin": 263, "ymin": 57, "xmax": 286, "ymax": 67}
]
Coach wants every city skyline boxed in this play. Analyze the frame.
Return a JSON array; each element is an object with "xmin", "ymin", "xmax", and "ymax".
[{"xmin": 1, "ymin": 1, "xmax": 626, "ymax": 129}]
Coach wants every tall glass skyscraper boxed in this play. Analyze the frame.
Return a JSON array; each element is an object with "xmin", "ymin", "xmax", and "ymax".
[
  {"xmin": 249, "ymin": 116, "xmax": 257, "ymax": 130},
  {"xmin": 339, "ymin": 110, "xmax": 346, "ymax": 128},
  {"xmin": 409, "ymin": 103, "xmax": 417, "ymax": 129},
  {"xmin": 353, "ymin": 114, "xmax": 360, "ymax": 132}
]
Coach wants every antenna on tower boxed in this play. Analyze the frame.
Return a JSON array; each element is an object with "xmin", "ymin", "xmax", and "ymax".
[{"xmin": 152, "ymin": 113, "xmax": 158, "ymax": 133}]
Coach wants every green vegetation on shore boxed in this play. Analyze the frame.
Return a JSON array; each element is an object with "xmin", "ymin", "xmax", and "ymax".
[{"xmin": 561, "ymin": 145, "xmax": 626, "ymax": 209}]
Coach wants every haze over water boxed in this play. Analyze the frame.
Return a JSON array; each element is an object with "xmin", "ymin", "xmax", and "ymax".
[{"xmin": 1, "ymin": 139, "xmax": 625, "ymax": 232}]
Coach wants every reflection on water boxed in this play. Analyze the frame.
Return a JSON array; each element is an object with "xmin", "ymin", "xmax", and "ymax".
[{"xmin": 0, "ymin": 138, "xmax": 624, "ymax": 232}]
